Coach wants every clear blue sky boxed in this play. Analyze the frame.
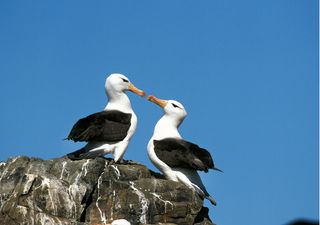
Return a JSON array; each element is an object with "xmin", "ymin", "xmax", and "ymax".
[{"xmin": 0, "ymin": 1, "xmax": 318, "ymax": 224}]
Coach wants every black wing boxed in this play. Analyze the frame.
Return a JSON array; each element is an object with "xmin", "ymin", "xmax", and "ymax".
[
  {"xmin": 153, "ymin": 138, "xmax": 218, "ymax": 172},
  {"xmin": 67, "ymin": 110, "xmax": 132, "ymax": 142}
]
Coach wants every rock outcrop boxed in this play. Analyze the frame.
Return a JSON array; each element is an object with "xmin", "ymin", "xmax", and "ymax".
[{"xmin": 0, "ymin": 156, "xmax": 214, "ymax": 225}]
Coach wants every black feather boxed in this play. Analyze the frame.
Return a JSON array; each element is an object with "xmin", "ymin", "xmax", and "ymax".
[
  {"xmin": 153, "ymin": 138, "xmax": 220, "ymax": 172},
  {"xmin": 66, "ymin": 110, "xmax": 132, "ymax": 142}
]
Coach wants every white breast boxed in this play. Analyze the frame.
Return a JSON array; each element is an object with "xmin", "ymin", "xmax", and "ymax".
[{"xmin": 125, "ymin": 111, "xmax": 137, "ymax": 141}]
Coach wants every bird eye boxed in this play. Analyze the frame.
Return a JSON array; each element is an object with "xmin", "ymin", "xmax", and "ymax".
[
  {"xmin": 121, "ymin": 78, "xmax": 129, "ymax": 83},
  {"xmin": 171, "ymin": 103, "xmax": 180, "ymax": 108}
]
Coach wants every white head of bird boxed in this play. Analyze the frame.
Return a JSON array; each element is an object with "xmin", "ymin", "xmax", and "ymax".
[
  {"xmin": 105, "ymin": 73, "xmax": 145, "ymax": 112},
  {"xmin": 148, "ymin": 95, "xmax": 187, "ymax": 129},
  {"xmin": 105, "ymin": 73, "xmax": 145, "ymax": 97}
]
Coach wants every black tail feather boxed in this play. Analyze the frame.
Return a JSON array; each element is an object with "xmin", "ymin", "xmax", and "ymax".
[
  {"xmin": 206, "ymin": 195, "xmax": 217, "ymax": 206},
  {"xmin": 65, "ymin": 148, "xmax": 107, "ymax": 160},
  {"xmin": 213, "ymin": 167, "xmax": 223, "ymax": 173},
  {"xmin": 66, "ymin": 148, "xmax": 88, "ymax": 160}
]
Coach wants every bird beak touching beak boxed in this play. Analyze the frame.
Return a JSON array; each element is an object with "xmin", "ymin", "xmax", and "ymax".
[
  {"xmin": 147, "ymin": 95, "xmax": 168, "ymax": 108},
  {"xmin": 128, "ymin": 83, "xmax": 145, "ymax": 97}
]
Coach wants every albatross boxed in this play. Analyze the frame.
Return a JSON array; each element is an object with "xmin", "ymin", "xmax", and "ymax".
[
  {"xmin": 65, "ymin": 73, "xmax": 145, "ymax": 162},
  {"xmin": 147, "ymin": 95, "xmax": 222, "ymax": 205}
]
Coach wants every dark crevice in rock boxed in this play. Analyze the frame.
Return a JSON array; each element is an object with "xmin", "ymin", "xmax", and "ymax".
[
  {"xmin": 20, "ymin": 175, "xmax": 37, "ymax": 197},
  {"xmin": 80, "ymin": 181, "xmax": 97, "ymax": 222},
  {"xmin": 80, "ymin": 158, "xmax": 108, "ymax": 222},
  {"xmin": 194, "ymin": 207, "xmax": 212, "ymax": 224}
]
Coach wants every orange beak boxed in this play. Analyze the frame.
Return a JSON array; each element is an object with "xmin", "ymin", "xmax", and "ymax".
[
  {"xmin": 147, "ymin": 95, "xmax": 168, "ymax": 108},
  {"xmin": 128, "ymin": 83, "xmax": 145, "ymax": 97}
]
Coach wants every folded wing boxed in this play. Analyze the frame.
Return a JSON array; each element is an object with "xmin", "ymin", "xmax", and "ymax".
[
  {"xmin": 153, "ymin": 138, "xmax": 215, "ymax": 172},
  {"xmin": 67, "ymin": 110, "xmax": 132, "ymax": 142}
]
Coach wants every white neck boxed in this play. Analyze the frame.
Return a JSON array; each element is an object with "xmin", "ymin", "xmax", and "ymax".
[
  {"xmin": 104, "ymin": 90, "xmax": 133, "ymax": 113},
  {"xmin": 148, "ymin": 114, "xmax": 182, "ymax": 180},
  {"xmin": 152, "ymin": 114, "xmax": 182, "ymax": 140}
]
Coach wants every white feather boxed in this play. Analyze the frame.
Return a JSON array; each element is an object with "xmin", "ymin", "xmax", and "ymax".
[
  {"xmin": 83, "ymin": 74, "xmax": 138, "ymax": 162},
  {"xmin": 147, "ymin": 100, "xmax": 214, "ymax": 202}
]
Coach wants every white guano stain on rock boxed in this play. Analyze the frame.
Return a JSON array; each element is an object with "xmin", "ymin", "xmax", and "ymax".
[
  {"xmin": 22, "ymin": 174, "xmax": 36, "ymax": 194},
  {"xmin": 67, "ymin": 159, "xmax": 91, "ymax": 218},
  {"xmin": 74, "ymin": 159, "xmax": 90, "ymax": 184},
  {"xmin": 96, "ymin": 161, "xmax": 108, "ymax": 225},
  {"xmin": 111, "ymin": 165, "xmax": 121, "ymax": 179},
  {"xmin": 41, "ymin": 177, "xmax": 57, "ymax": 214},
  {"xmin": 82, "ymin": 159, "xmax": 90, "ymax": 176},
  {"xmin": 9, "ymin": 156, "xmax": 20, "ymax": 164},
  {"xmin": 59, "ymin": 161, "xmax": 67, "ymax": 179},
  {"xmin": 151, "ymin": 192, "xmax": 173, "ymax": 214},
  {"xmin": 129, "ymin": 181, "xmax": 149, "ymax": 224},
  {"xmin": 0, "ymin": 165, "xmax": 9, "ymax": 182}
]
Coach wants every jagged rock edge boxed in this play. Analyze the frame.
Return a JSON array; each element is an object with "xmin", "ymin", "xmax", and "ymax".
[{"xmin": 0, "ymin": 156, "xmax": 215, "ymax": 225}]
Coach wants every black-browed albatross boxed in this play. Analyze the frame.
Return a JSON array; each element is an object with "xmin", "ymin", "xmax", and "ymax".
[
  {"xmin": 66, "ymin": 73, "xmax": 145, "ymax": 162},
  {"xmin": 147, "ymin": 95, "xmax": 222, "ymax": 205}
]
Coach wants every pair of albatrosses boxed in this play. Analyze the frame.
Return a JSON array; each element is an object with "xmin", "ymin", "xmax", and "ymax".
[{"xmin": 66, "ymin": 73, "xmax": 221, "ymax": 205}]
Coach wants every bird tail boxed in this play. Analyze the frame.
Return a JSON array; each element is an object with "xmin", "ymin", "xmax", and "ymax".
[
  {"xmin": 206, "ymin": 195, "xmax": 217, "ymax": 206},
  {"xmin": 66, "ymin": 147, "xmax": 107, "ymax": 160},
  {"xmin": 191, "ymin": 182, "xmax": 217, "ymax": 206},
  {"xmin": 213, "ymin": 167, "xmax": 223, "ymax": 173},
  {"xmin": 65, "ymin": 147, "xmax": 88, "ymax": 160}
]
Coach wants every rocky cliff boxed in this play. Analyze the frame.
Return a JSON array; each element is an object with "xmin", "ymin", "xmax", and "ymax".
[{"xmin": 0, "ymin": 156, "xmax": 214, "ymax": 225}]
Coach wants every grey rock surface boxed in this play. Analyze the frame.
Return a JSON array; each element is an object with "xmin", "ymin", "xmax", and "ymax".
[{"xmin": 0, "ymin": 156, "xmax": 214, "ymax": 225}]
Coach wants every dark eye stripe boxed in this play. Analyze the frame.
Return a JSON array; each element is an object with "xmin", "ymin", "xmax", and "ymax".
[
  {"xmin": 121, "ymin": 78, "xmax": 129, "ymax": 83},
  {"xmin": 171, "ymin": 103, "xmax": 180, "ymax": 108}
]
